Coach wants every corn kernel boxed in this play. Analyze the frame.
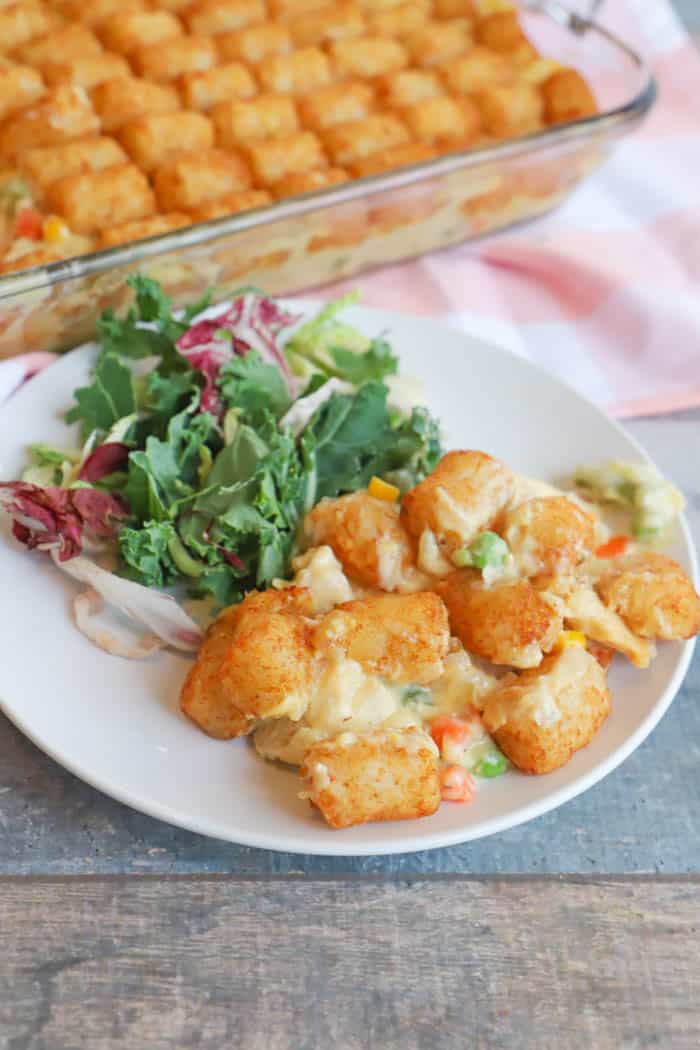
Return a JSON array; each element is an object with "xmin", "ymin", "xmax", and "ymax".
[
  {"xmin": 43, "ymin": 215, "xmax": 69, "ymax": 243},
  {"xmin": 555, "ymin": 630, "xmax": 587, "ymax": 650},
  {"xmin": 368, "ymin": 476, "xmax": 400, "ymax": 502}
]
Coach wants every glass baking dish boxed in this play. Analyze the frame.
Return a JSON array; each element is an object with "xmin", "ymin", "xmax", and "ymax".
[{"xmin": 0, "ymin": 0, "xmax": 655, "ymax": 359}]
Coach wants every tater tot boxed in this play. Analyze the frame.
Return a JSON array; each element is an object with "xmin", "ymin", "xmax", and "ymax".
[
  {"xmin": 367, "ymin": 1, "xmax": 430, "ymax": 38},
  {"xmin": 305, "ymin": 491, "xmax": 417, "ymax": 591},
  {"xmin": 322, "ymin": 113, "xmax": 409, "ymax": 165},
  {"xmin": 400, "ymin": 95, "xmax": 481, "ymax": 144},
  {"xmin": 434, "ymin": 0, "xmax": 476, "ymax": 17},
  {"xmin": 357, "ymin": 0, "xmax": 410, "ymax": 9},
  {"xmin": 46, "ymin": 163, "xmax": 156, "ymax": 235},
  {"xmin": 212, "ymin": 94, "xmax": 298, "ymax": 146},
  {"xmin": 91, "ymin": 77, "xmax": 180, "ymax": 132},
  {"xmin": 54, "ymin": 0, "xmax": 147, "ymax": 26},
  {"xmin": 0, "ymin": 64, "xmax": 44, "ymax": 122},
  {"xmin": 402, "ymin": 450, "xmax": 515, "ymax": 560},
  {"xmin": 42, "ymin": 53, "xmax": 130, "ymax": 90},
  {"xmin": 329, "ymin": 36, "xmax": 408, "ymax": 78},
  {"xmin": 350, "ymin": 140, "xmax": 435, "ymax": 176},
  {"xmin": 180, "ymin": 588, "xmax": 317, "ymax": 738},
  {"xmin": 189, "ymin": 187, "xmax": 271, "ymax": 220},
  {"xmin": 99, "ymin": 211, "xmax": 191, "ymax": 247},
  {"xmin": 377, "ymin": 68, "xmax": 444, "ymax": 107},
  {"xmin": 482, "ymin": 646, "xmax": 611, "ymax": 775},
  {"xmin": 404, "ymin": 21, "xmax": 472, "ymax": 67},
  {"xmin": 437, "ymin": 570, "xmax": 562, "ymax": 668},
  {"xmin": 153, "ymin": 148, "xmax": 251, "ymax": 210},
  {"xmin": 300, "ymin": 728, "xmax": 440, "ymax": 828},
  {"xmin": 594, "ymin": 552, "xmax": 700, "ymax": 642},
  {"xmin": 0, "ymin": 85, "xmax": 99, "ymax": 159},
  {"xmin": 329, "ymin": 37, "xmax": 407, "ymax": 79},
  {"xmin": 184, "ymin": 0, "xmax": 265, "ymax": 35},
  {"xmin": 272, "ymin": 166, "xmax": 349, "ymax": 198},
  {"xmin": 314, "ymin": 592, "xmax": 449, "ymax": 684},
  {"xmin": 133, "ymin": 34, "xmax": 218, "ymax": 83},
  {"xmin": 118, "ymin": 110, "xmax": 214, "ymax": 172},
  {"xmin": 298, "ymin": 80, "xmax": 374, "ymax": 132},
  {"xmin": 498, "ymin": 497, "xmax": 597, "ymax": 581},
  {"xmin": 475, "ymin": 80, "xmax": 543, "ymax": 137},
  {"xmin": 217, "ymin": 22, "xmax": 292, "ymax": 64},
  {"xmin": 13, "ymin": 25, "xmax": 102, "ymax": 67},
  {"xmin": 99, "ymin": 12, "xmax": 183, "ymax": 55},
  {"xmin": 244, "ymin": 130, "xmax": 326, "ymax": 186},
  {"xmin": 270, "ymin": 0, "xmax": 332, "ymax": 17},
  {"xmin": 180, "ymin": 62, "xmax": 256, "ymax": 111},
  {"xmin": 441, "ymin": 46, "xmax": 514, "ymax": 93},
  {"xmin": 257, "ymin": 47, "xmax": 333, "ymax": 96},
  {"xmin": 475, "ymin": 9, "xmax": 528, "ymax": 53},
  {"xmin": 292, "ymin": 2, "xmax": 365, "ymax": 46},
  {"xmin": 0, "ymin": 4, "xmax": 60, "ymax": 53},
  {"xmin": 20, "ymin": 136, "xmax": 128, "ymax": 193},
  {"xmin": 541, "ymin": 68, "xmax": 597, "ymax": 125}
]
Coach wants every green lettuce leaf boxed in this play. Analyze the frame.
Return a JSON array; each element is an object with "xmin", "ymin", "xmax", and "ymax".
[
  {"xmin": 301, "ymin": 382, "xmax": 442, "ymax": 504},
  {"xmin": 218, "ymin": 350, "xmax": 292, "ymax": 426},
  {"xmin": 119, "ymin": 520, "xmax": 179, "ymax": 587},
  {"xmin": 66, "ymin": 353, "xmax": 136, "ymax": 439},
  {"xmin": 327, "ymin": 338, "xmax": 398, "ymax": 385}
]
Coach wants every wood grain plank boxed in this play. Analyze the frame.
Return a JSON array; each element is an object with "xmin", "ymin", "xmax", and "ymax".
[{"xmin": 0, "ymin": 878, "xmax": 698, "ymax": 1049}]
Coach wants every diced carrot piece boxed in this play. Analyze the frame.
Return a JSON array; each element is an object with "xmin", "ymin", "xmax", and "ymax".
[
  {"xmin": 440, "ymin": 765, "xmax": 476, "ymax": 803},
  {"xmin": 430, "ymin": 715, "xmax": 475, "ymax": 752},
  {"xmin": 595, "ymin": 535, "xmax": 630, "ymax": 559},
  {"xmin": 15, "ymin": 207, "xmax": 43, "ymax": 240}
]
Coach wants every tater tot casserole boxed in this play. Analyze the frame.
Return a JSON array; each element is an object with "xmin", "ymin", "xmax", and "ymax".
[
  {"xmin": 0, "ymin": 0, "xmax": 599, "ymax": 274},
  {"xmin": 1, "ymin": 283, "xmax": 696, "ymax": 831},
  {"xmin": 183, "ymin": 453, "xmax": 699, "ymax": 827}
]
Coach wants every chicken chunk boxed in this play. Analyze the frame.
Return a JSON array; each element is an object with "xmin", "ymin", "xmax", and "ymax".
[
  {"xmin": 498, "ymin": 496, "xmax": 597, "ymax": 580},
  {"xmin": 304, "ymin": 490, "xmax": 418, "ymax": 591},
  {"xmin": 437, "ymin": 569, "xmax": 563, "ymax": 669},
  {"xmin": 180, "ymin": 587, "xmax": 317, "ymax": 738},
  {"xmin": 313, "ymin": 592, "xmax": 449, "ymax": 684},
  {"xmin": 401, "ymin": 450, "xmax": 515, "ymax": 571},
  {"xmin": 564, "ymin": 585, "xmax": 654, "ymax": 669},
  {"xmin": 594, "ymin": 551, "xmax": 700, "ymax": 641},
  {"xmin": 300, "ymin": 727, "xmax": 440, "ymax": 828},
  {"xmin": 482, "ymin": 645, "xmax": 611, "ymax": 774}
]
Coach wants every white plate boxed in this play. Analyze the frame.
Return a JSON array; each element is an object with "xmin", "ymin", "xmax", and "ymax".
[{"xmin": 0, "ymin": 301, "xmax": 696, "ymax": 856}]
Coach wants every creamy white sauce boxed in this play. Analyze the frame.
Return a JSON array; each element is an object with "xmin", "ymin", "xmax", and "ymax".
[
  {"xmin": 281, "ymin": 546, "xmax": 354, "ymax": 613},
  {"xmin": 253, "ymin": 636, "xmax": 500, "ymax": 767},
  {"xmin": 417, "ymin": 529, "xmax": 452, "ymax": 577}
]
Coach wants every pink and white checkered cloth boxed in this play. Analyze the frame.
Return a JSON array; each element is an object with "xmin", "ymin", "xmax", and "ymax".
[{"xmin": 1, "ymin": 1, "xmax": 698, "ymax": 416}]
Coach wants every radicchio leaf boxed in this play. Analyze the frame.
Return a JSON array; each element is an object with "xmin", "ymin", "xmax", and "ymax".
[
  {"xmin": 79, "ymin": 442, "xmax": 130, "ymax": 482},
  {"xmin": 175, "ymin": 292, "xmax": 299, "ymax": 417},
  {"xmin": 51, "ymin": 550, "xmax": 202, "ymax": 651},
  {"xmin": 0, "ymin": 482, "xmax": 126, "ymax": 560}
]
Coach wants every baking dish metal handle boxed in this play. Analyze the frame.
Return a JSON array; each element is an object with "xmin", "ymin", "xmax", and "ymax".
[{"xmin": 528, "ymin": 0, "xmax": 605, "ymax": 35}]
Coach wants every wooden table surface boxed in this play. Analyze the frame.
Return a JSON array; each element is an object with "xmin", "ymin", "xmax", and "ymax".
[{"xmin": 2, "ymin": 10, "xmax": 700, "ymax": 1049}]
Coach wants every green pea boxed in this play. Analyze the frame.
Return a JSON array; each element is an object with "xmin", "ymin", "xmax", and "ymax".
[
  {"xmin": 469, "ymin": 531, "xmax": 509, "ymax": 570},
  {"xmin": 475, "ymin": 752, "xmax": 508, "ymax": 778}
]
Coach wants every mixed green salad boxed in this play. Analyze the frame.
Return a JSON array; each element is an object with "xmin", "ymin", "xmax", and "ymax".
[{"xmin": 0, "ymin": 276, "xmax": 441, "ymax": 644}]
